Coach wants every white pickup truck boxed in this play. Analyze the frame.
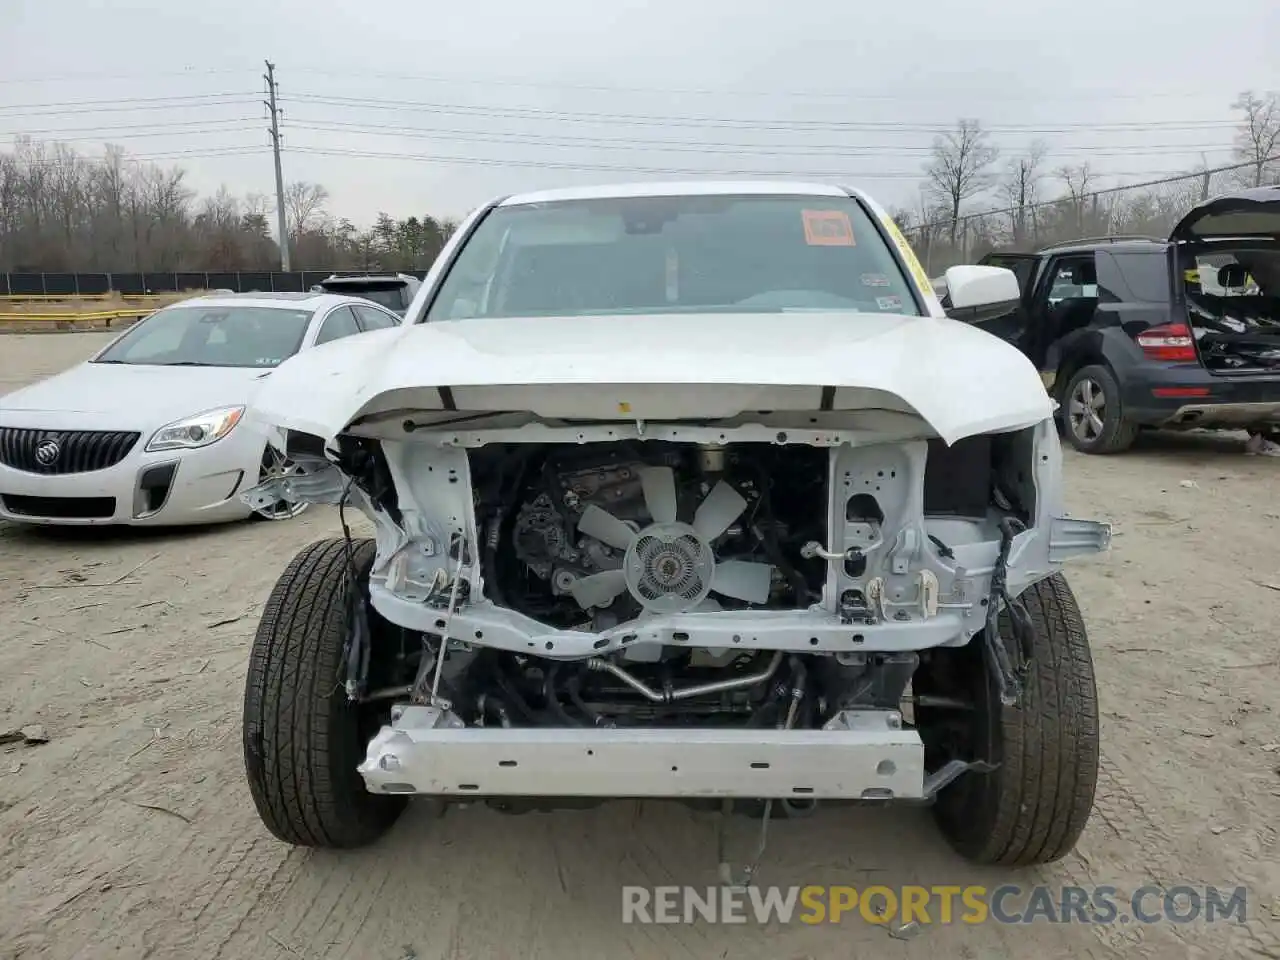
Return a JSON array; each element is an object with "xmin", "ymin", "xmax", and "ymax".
[{"xmin": 240, "ymin": 180, "xmax": 1109, "ymax": 876}]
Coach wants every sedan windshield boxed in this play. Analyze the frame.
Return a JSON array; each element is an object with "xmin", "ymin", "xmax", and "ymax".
[
  {"xmin": 425, "ymin": 194, "xmax": 921, "ymax": 321},
  {"xmin": 93, "ymin": 304, "xmax": 312, "ymax": 368}
]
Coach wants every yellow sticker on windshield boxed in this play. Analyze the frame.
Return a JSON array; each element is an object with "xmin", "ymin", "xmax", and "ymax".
[{"xmin": 882, "ymin": 216, "xmax": 934, "ymax": 297}]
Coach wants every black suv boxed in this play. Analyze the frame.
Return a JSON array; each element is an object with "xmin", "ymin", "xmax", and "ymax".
[{"xmin": 974, "ymin": 186, "xmax": 1280, "ymax": 453}]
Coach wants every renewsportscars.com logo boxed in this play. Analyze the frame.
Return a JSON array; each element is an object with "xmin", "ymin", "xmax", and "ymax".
[{"xmin": 621, "ymin": 884, "xmax": 1250, "ymax": 926}]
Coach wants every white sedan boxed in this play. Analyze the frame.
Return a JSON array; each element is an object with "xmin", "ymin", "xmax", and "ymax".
[{"xmin": 0, "ymin": 291, "xmax": 401, "ymax": 526}]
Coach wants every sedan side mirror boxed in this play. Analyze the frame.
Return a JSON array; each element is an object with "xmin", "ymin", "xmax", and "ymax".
[{"xmin": 941, "ymin": 265, "xmax": 1021, "ymax": 324}]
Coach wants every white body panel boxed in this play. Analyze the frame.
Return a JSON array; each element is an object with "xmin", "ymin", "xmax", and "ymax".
[
  {"xmin": 247, "ymin": 311, "xmax": 1053, "ymax": 447},
  {"xmin": 360, "ymin": 706, "xmax": 925, "ymax": 800},
  {"xmin": 247, "ymin": 181, "xmax": 1045, "ymax": 445}
]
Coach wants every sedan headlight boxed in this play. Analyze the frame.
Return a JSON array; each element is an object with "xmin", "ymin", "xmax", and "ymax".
[{"xmin": 146, "ymin": 406, "xmax": 245, "ymax": 452}]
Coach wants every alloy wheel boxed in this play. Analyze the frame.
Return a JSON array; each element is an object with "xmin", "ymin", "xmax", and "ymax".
[
  {"xmin": 254, "ymin": 446, "xmax": 310, "ymax": 521},
  {"xmin": 1067, "ymin": 377, "xmax": 1107, "ymax": 444}
]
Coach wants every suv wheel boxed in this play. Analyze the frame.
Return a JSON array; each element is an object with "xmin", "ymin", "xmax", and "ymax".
[{"xmin": 1061, "ymin": 364, "xmax": 1138, "ymax": 454}]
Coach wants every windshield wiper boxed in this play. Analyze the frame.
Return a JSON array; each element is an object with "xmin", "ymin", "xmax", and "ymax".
[{"xmin": 158, "ymin": 361, "xmax": 213, "ymax": 366}]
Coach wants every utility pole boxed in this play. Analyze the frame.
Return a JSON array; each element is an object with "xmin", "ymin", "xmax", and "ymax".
[{"xmin": 264, "ymin": 60, "xmax": 290, "ymax": 271}]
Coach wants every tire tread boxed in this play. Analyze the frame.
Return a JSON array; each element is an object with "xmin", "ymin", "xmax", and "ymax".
[
  {"xmin": 242, "ymin": 537, "xmax": 404, "ymax": 848},
  {"xmin": 931, "ymin": 572, "xmax": 1100, "ymax": 866}
]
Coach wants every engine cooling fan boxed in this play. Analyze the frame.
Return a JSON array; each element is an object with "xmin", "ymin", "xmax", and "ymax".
[{"xmin": 567, "ymin": 466, "xmax": 773, "ymax": 613}]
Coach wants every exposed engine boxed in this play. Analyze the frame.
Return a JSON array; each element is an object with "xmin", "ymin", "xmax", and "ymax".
[
  {"xmin": 326, "ymin": 433, "xmax": 1048, "ymax": 822},
  {"xmin": 472, "ymin": 441, "xmax": 829, "ymax": 632}
]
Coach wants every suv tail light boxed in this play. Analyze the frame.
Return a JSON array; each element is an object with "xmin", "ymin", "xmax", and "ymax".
[{"xmin": 1135, "ymin": 323, "xmax": 1197, "ymax": 362}]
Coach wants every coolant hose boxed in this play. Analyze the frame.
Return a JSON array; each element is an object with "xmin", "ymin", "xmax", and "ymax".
[
  {"xmin": 482, "ymin": 509, "xmax": 506, "ymax": 606},
  {"xmin": 566, "ymin": 668, "xmax": 605, "ymax": 726},
  {"xmin": 748, "ymin": 460, "xmax": 811, "ymax": 606},
  {"xmin": 492, "ymin": 656, "xmax": 542, "ymax": 724},
  {"xmin": 544, "ymin": 663, "xmax": 583, "ymax": 727}
]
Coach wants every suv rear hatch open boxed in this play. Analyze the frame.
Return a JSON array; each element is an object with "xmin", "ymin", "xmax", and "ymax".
[
  {"xmin": 1171, "ymin": 186, "xmax": 1280, "ymax": 374},
  {"xmin": 314, "ymin": 274, "xmax": 421, "ymax": 316}
]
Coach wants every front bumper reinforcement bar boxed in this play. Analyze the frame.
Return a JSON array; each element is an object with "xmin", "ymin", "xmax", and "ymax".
[{"xmin": 357, "ymin": 707, "xmax": 927, "ymax": 800}]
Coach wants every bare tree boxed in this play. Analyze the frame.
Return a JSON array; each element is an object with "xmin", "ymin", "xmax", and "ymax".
[
  {"xmin": 924, "ymin": 119, "xmax": 1000, "ymax": 246},
  {"xmin": 284, "ymin": 181, "xmax": 330, "ymax": 239},
  {"xmin": 242, "ymin": 192, "xmax": 271, "ymax": 221},
  {"xmin": 1231, "ymin": 91, "xmax": 1280, "ymax": 187},
  {"xmin": 1003, "ymin": 140, "xmax": 1048, "ymax": 247},
  {"xmin": 1057, "ymin": 163, "xmax": 1097, "ymax": 234}
]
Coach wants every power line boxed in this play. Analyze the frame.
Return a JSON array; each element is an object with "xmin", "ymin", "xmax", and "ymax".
[
  {"xmin": 0, "ymin": 62, "xmax": 1250, "ymax": 107},
  {"xmin": 281, "ymin": 116, "xmax": 1236, "ymax": 160},
  {"xmin": 0, "ymin": 92, "xmax": 259, "ymax": 112},
  {"xmin": 2, "ymin": 119, "xmax": 260, "ymax": 139},
  {"xmin": 20, "ymin": 146, "xmax": 267, "ymax": 165},
  {"xmin": 283, "ymin": 143, "xmax": 1219, "ymax": 182},
  {"xmin": 284, "ymin": 66, "xmax": 1244, "ymax": 104},
  {"xmin": 0, "ymin": 99, "xmax": 257, "ymax": 121},
  {"xmin": 132, "ymin": 146, "xmax": 266, "ymax": 162},
  {"xmin": 4, "ymin": 129, "xmax": 262, "ymax": 147},
  {"xmin": 0, "ymin": 67, "xmax": 253, "ymax": 86},
  {"xmin": 281, "ymin": 92, "xmax": 1238, "ymax": 133},
  {"xmin": 285, "ymin": 144, "xmax": 924, "ymax": 178}
]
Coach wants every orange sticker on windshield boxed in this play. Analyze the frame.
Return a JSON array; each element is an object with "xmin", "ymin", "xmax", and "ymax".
[{"xmin": 802, "ymin": 209, "xmax": 855, "ymax": 246}]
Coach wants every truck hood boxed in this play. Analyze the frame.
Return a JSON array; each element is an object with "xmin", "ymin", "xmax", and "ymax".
[{"xmin": 248, "ymin": 312, "xmax": 1054, "ymax": 445}]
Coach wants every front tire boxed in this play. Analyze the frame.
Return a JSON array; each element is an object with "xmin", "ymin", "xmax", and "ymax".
[
  {"xmin": 1061, "ymin": 363, "xmax": 1138, "ymax": 454},
  {"xmin": 915, "ymin": 573, "xmax": 1100, "ymax": 866},
  {"xmin": 242, "ymin": 537, "xmax": 405, "ymax": 847}
]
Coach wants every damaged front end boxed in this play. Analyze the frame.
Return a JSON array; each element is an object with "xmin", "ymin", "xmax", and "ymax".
[{"xmin": 243, "ymin": 388, "xmax": 1109, "ymax": 814}]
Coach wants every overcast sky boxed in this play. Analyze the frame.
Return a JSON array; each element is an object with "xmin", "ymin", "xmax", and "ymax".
[{"xmin": 5, "ymin": 0, "xmax": 1279, "ymax": 227}]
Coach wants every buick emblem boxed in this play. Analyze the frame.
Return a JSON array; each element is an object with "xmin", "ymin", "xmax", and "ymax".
[{"xmin": 34, "ymin": 438, "xmax": 61, "ymax": 466}]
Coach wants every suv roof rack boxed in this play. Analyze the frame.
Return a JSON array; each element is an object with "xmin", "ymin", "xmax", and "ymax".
[{"xmin": 1038, "ymin": 235, "xmax": 1166, "ymax": 251}]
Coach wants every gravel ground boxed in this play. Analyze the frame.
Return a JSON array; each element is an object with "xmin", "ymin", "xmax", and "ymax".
[{"xmin": 1, "ymin": 333, "xmax": 1278, "ymax": 960}]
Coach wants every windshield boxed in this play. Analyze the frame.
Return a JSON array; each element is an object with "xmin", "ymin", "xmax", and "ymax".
[
  {"xmin": 324, "ymin": 285, "xmax": 405, "ymax": 312},
  {"xmin": 425, "ymin": 194, "xmax": 921, "ymax": 320},
  {"xmin": 93, "ymin": 304, "xmax": 312, "ymax": 368}
]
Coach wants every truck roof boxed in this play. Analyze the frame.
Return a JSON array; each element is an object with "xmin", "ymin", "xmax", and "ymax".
[{"xmin": 499, "ymin": 180, "xmax": 852, "ymax": 207}]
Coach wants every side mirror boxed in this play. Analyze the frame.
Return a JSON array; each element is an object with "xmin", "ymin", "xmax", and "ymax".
[{"xmin": 941, "ymin": 265, "xmax": 1021, "ymax": 324}]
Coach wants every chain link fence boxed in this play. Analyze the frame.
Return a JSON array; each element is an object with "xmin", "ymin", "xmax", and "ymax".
[{"xmin": 899, "ymin": 158, "xmax": 1279, "ymax": 276}]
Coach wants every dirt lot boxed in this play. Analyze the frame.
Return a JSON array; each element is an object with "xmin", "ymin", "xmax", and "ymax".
[{"xmin": 1, "ymin": 333, "xmax": 1278, "ymax": 960}]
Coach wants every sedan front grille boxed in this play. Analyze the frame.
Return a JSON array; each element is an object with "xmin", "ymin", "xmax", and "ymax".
[{"xmin": 0, "ymin": 427, "xmax": 141, "ymax": 475}]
